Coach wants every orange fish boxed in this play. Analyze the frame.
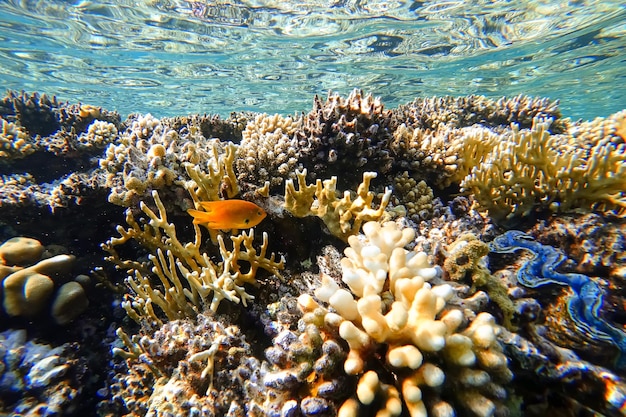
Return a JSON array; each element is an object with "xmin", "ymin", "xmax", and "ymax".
[{"xmin": 187, "ymin": 200, "xmax": 267, "ymax": 230}]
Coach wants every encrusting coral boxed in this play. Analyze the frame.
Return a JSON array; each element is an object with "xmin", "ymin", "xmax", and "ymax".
[
  {"xmin": 444, "ymin": 233, "xmax": 515, "ymax": 330},
  {"xmin": 299, "ymin": 221, "xmax": 512, "ymax": 417}
]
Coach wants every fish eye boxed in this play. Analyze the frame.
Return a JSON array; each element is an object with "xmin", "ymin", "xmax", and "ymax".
[{"xmin": 245, "ymin": 218, "xmax": 250, "ymax": 224}]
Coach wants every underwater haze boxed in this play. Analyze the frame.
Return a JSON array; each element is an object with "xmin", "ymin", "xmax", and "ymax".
[{"xmin": 0, "ymin": 0, "xmax": 625, "ymax": 118}]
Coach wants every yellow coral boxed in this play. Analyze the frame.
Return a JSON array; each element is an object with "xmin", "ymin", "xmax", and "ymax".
[
  {"xmin": 284, "ymin": 169, "xmax": 392, "ymax": 240},
  {"xmin": 0, "ymin": 119, "xmax": 35, "ymax": 159},
  {"xmin": 102, "ymin": 190, "xmax": 284, "ymax": 324},
  {"xmin": 444, "ymin": 233, "xmax": 515, "ymax": 329},
  {"xmin": 461, "ymin": 116, "xmax": 626, "ymax": 220}
]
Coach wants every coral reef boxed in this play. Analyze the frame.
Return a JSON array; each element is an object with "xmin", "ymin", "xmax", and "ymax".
[
  {"xmin": 444, "ymin": 233, "xmax": 515, "ymax": 329},
  {"xmin": 0, "ymin": 91, "xmax": 122, "ymax": 212},
  {"xmin": 299, "ymin": 221, "xmax": 512, "ymax": 417},
  {"xmin": 0, "ymin": 89, "xmax": 625, "ymax": 417},
  {"xmin": 236, "ymin": 113, "xmax": 303, "ymax": 189}
]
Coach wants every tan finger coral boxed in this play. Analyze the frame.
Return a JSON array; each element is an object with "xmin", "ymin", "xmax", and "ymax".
[
  {"xmin": 102, "ymin": 190, "xmax": 284, "ymax": 324},
  {"xmin": 461, "ymin": 114, "xmax": 626, "ymax": 221},
  {"xmin": 284, "ymin": 169, "xmax": 392, "ymax": 240}
]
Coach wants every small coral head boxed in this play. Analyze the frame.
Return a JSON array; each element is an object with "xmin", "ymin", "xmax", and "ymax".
[{"xmin": 188, "ymin": 199, "xmax": 267, "ymax": 230}]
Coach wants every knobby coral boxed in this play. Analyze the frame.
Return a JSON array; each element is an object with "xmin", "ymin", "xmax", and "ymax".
[{"xmin": 299, "ymin": 221, "xmax": 512, "ymax": 417}]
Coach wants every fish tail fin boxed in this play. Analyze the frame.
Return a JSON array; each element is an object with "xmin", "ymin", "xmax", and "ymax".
[{"xmin": 187, "ymin": 209, "xmax": 212, "ymax": 225}]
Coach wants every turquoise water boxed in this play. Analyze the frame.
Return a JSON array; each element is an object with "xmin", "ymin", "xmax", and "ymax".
[{"xmin": 1, "ymin": 0, "xmax": 625, "ymax": 119}]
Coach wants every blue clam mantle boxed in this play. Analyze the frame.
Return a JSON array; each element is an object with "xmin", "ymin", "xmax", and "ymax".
[{"xmin": 489, "ymin": 230, "xmax": 626, "ymax": 368}]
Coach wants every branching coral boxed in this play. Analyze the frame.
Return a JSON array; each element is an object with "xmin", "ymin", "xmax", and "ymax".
[
  {"xmin": 299, "ymin": 221, "xmax": 512, "ymax": 417},
  {"xmin": 284, "ymin": 169, "xmax": 392, "ymax": 240},
  {"xmin": 102, "ymin": 190, "xmax": 284, "ymax": 324},
  {"xmin": 109, "ymin": 314, "xmax": 264, "ymax": 417},
  {"xmin": 461, "ymin": 117, "xmax": 626, "ymax": 221}
]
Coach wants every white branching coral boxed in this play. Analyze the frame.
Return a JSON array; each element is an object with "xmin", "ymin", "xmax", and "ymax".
[
  {"xmin": 298, "ymin": 221, "xmax": 511, "ymax": 417},
  {"xmin": 102, "ymin": 190, "xmax": 284, "ymax": 324}
]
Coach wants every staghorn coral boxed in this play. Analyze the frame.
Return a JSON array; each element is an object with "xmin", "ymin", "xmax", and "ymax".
[
  {"xmin": 299, "ymin": 221, "xmax": 512, "ymax": 417},
  {"xmin": 284, "ymin": 169, "xmax": 392, "ymax": 241},
  {"xmin": 461, "ymin": 116, "xmax": 626, "ymax": 221},
  {"xmin": 102, "ymin": 190, "xmax": 284, "ymax": 323}
]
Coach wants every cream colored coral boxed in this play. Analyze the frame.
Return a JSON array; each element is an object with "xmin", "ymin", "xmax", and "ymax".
[
  {"xmin": 299, "ymin": 221, "xmax": 511, "ymax": 417},
  {"xmin": 390, "ymin": 123, "xmax": 499, "ymax": 188},
  {"xmin": 284, "ymin": 169, "xmax": 392, "ymax": 240},
  {"xmin": 77, "ymin": 120, "xmax": 118, "ymax": 149}
]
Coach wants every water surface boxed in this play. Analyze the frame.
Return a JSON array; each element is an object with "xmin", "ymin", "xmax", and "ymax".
[{"xmin": 1, "ymin": 0, "xmax": 625, "ymax": 118}]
